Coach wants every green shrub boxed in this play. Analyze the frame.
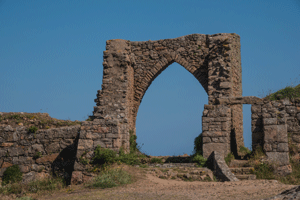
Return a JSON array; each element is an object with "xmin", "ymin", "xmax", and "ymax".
[
  {"xmin": 2, "ymin": 165, "xmax": 22, "ymax": 185},
  {"xmin": 224, "ymin": 153, "xmax": 234, "ymax": 166},
  {"xmin": 86, "ymin": 168, "xmax": 132, "ymax": 188},
  {"xmin": 28, "ymin": 126, "xmax": 38, "ymax": 134},
  {"xmin": 93, "ymin": 146, "xmax": 117, "ymax": 165},
  {"xmin": 129, "ymin": 130, "xmax": 138, "ymax": 153},
  {"xmin": 193, "ymin": 133, "xmax": 203, "ymax": 155},
  {"xmin": 192, "ymin": 154, "xmax": 207, "ymax": 167},
  {"xmin": 117, "ymin": 153, "xmax": 141, "ymax": 165},
  {"xmin": 33, "ymin": 151, "xmax": 42, "ymax": 159},
  {"xmin": 150, "ymin": 158, "xmax": 163, "ymax": 164}
]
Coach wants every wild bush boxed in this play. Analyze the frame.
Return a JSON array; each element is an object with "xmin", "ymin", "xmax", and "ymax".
[
  {"xmin": 193, "ymin": 133, "xmax": 203, "ymax": 155},
  {"xmin": 192, "ymin": 154, "xmax": 207, "ymax": 167},
  {"xmin": 2, "ymin": 165, "xmax": 22, "ymax": 185},
  {"xmin": 93, "ymin": 146, "xmax": 117, "ymax": 165}
]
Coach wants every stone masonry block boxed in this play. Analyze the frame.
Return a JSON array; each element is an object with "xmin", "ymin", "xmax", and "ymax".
[
  {"xmin": 78, "ymin": 139, "xmax": 93, "ymax": 150},
  {"xmin": 277, "ymin": 125, "xmax": 288, "ymax": 143},
  {"xmin": 264, "ymin": 143, "xmax": 272, "ymax": 152},
  {"xmin": 202, "ymin": 123, "xmax": 209, "ymax": 131},
  {"xmin": 263, "ymin": 118, "xmax": 277, "ymax": 125},
  {"xmin": 202, "ymin": 137, "xmax": 211, "ymax": 143},
  {"xmin": 277, "ymin": 143, "xmax": 289, "ymax": 152},
  {"xmin": 202, "ymin": 131, "xmax": 227, "ymax": 138},
  {"xmin": 251, "ymin": 105, "xmax": 262, "ymax": 113},
  {"xmin": 264, "ymin": 125, "xmax": 277, "ymax": 142},
  {"xmin": 266, "ymin": 152, "xmax": 289, "ymax": 166},
  {"xmin": 203, "ymin": 143, "xmax": 229, "ymax": 159}
]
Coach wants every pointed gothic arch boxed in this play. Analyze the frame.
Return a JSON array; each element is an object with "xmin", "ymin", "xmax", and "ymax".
[{"xmin": 92, "ymin": 33, "xmax": 243, "ymax": 157}]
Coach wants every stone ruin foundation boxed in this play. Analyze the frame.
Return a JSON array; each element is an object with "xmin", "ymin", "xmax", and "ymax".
[{"xmin": 0, "ymin": 33, "xmax": 300, "ymax": 183}]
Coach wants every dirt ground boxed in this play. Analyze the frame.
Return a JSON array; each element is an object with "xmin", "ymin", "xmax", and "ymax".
[{"xmin": 3, "ymin": 167, "xmax": 295, "ymax": 200}]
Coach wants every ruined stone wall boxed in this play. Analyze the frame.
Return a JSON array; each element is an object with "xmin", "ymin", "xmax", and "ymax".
[
  {"xmin": 252, "ymin": 99, "xmax": 300, "ymax": 154},
  {"xmin": 0, "ymin": 125, "xmax": 80, "ymax": 182},
  {"xmin": 262, "ymin": 104, "xmax": 289, "ymax": 166}
]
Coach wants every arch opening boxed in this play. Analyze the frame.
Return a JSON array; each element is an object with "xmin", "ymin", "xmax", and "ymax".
[{"xmin": 135, "ymin": 62, "xmax": 208, "ymax": 156}]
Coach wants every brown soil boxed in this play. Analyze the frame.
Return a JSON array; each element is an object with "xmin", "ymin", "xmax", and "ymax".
[
  {"xmin": 1, "ymin": 165, "xmax": 295, "ymax": 200},
  {"xmin": 0, "ymin": 112, "xmax": 81, "ymax": 129}
]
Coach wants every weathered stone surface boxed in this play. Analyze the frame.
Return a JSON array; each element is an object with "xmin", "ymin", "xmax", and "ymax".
[
  {"xmin": 264, "ymin": 186, "xmax": 300, "ymax": 200},
  {"xmin": 263, "ymin": 118, "xmax": 277, "ymax": 125},
  {"xmin": 203, "ymin": 143, "xmax": 229, "ymax": 158},
  {"xmin": 264, "ymin": 125, "xmax": 278, "ymax": 142},
  {"xmin": 8, "ymin": 146, "xmax": 25, "ymax": 157},
  {"xmin": 71, "ymin": 171, "xmax": 83, "ymax": 185},
  {"xmin": 2, "ymin": 162, "xmax": 13, "ymax": 168},
  {"xmin": 22, "ymin": 171, "xmax": 36, "ymax": 183},
  {"xmin": 45, "ymin": 142, "xmax": 60, "ymax": 154},
  {"xmin": 202, "ymin": 131, "xmax": 227, "ymax": 138},
  {"xmin": 36, "ymin": 153, "xmax": 59, "ymax": 164},
  {"xmin": 266, "ymin": 152, "xmax": 289, "ymax": 166},
  {"xmin": 78, "ymin": 139, "xmax": 93, "ymax": 150},
  {"xmin": 217, "ymin": 96, "xmax": 262, "ymax": 105},
  {"xmin": 274, "ymin": 164, "xmax": 292, "ymax": 176},
  {"xmin": 277, "ymin": 143, "xmax": 289, "ymax": 152}
]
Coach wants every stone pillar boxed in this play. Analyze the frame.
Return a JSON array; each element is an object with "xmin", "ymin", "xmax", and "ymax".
[
  {"xmin": 202, "ymin": 105, "xmax": 231, "ymax": 158},
  {"xmin": 207, "ymin": 34, "xmax": 244, "ymax": 156},
  {"xmin": 92, "ymin": 39, "xmax": 134, "ymax": 153},
  {"xmin": 251, "ymin": 103, "xmax": 263, "ymax": 150},
  {"xmin": 262, "ymin": 103, "xmax": 289, "ymax": 166}
]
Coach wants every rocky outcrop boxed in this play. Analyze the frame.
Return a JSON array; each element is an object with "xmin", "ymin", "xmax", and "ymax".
[{"xmin": 264, "ymin": 185, "xmax": 300, "ymax": 200}]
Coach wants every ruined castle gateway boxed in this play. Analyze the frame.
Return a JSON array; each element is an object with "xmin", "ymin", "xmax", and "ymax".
[{"xmin": 92, "ymin": 33, "xmax": 243, "ymax": 158}]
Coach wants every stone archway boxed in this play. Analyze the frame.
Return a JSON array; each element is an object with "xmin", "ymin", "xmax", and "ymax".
[{"xmin": 90, "ymin": 33, "xmax": 243, "ymax": 157}]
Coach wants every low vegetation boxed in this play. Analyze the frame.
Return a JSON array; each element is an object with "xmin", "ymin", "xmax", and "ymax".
[
  {"xmin": 0, "ymin": 112, "xmax": 81, "ymax": 130},
  {"xmin": 192, "ymin": 154, "xmax": 207, "ymax": 167},
  {"xmin": 86, "ymin": 168, "xmax": 132, "ymax": 188},
  {"xmin": 264, "ymin": 84, "xmax": 300, "ymax": 101},
  {"xmin": 224, "ymin": 152, "xmax": 235, "ymax": 166},
  {"xmin": 0, "ymin": 177, "xmax": 64, "ymax": 196},
  {"xmin": 2, "ymin": 165, "xmax": 23, "ymax": 186}
]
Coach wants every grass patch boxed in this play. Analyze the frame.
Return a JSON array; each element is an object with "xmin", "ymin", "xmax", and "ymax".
[
  {"xmin": 86, "ymin": 168, "xmax": 132, "ymax": 188},
  {"xmin": 253, "ymin": 163, "xmax": 275, "ymax": 180}
]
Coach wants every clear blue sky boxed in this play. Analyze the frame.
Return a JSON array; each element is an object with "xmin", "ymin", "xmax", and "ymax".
[{"xmin": 1, "ymin": 0, "xmax": 299, "ymax": 156}]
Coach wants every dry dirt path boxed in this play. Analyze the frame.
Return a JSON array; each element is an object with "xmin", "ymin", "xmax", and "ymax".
[{"xmin": 17, "ymin": 173, "xmax": 294, "ymax": 200}]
